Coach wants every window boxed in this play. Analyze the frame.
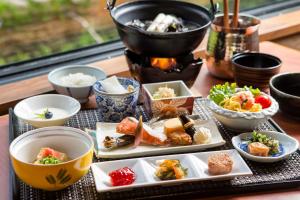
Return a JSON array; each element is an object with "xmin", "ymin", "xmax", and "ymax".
[{"xmin": 0, "ymin": 0, "xmax": 298, "ymax": 68}]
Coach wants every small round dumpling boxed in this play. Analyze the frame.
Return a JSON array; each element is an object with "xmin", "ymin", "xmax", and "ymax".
[{"xmin": 193, "ymin": 127, "xmax": 212, "ymax": 144}]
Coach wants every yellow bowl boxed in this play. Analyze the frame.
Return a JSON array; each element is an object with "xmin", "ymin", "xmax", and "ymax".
[{"xmin": 9, "ymin": 126, "xmax": 94, "ymax": 191}]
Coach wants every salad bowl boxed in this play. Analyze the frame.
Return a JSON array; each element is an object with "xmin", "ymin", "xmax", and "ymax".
[
  {"xmin": 207, "ymin": 83, "xmax": 279, "ymax": 131},
  {"xmin": 232, "ymin": 131, "xmax": 299, "ymax": 163},
  {"xmin": 9, "ymin": 126, "xmax": 94, "ymax": 191}
]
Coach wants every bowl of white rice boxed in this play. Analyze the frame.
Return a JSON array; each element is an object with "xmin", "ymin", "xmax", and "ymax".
[{"xmin": 48, "ymin": 65, "xmax": 106, "ymax": 103}]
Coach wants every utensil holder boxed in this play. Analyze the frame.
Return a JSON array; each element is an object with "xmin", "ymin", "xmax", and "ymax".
[{"xmin": 205, "ymin": 14, "xmax": 260, "ymax": 79}]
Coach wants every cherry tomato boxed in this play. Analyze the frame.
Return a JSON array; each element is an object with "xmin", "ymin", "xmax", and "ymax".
[{"xmin": 255, "ymin": 95, "xmax": 272, "ymax": 109}]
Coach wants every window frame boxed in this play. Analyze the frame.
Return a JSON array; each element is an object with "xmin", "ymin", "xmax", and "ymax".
[{"xmin": 0, "ymin": 0, "xmax": 300, "ymax": 85}]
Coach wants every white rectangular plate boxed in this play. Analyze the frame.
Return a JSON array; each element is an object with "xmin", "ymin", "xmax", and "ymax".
[
  {"xmin": 94, "ymin": 117, "xmax": 226, "ymax": 158},
  {"xmin": 91, "ymin": 149, "xmax": 252, "ymax": 193}
]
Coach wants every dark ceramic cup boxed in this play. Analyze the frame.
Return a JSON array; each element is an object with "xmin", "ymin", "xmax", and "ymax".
[
  {"xmin": 232, "ymin": 52, "xmax": 281, "ymax": 90},
  {"xmin": 270, "ymin": 73, "xmax": 300, "ymax": 117}
]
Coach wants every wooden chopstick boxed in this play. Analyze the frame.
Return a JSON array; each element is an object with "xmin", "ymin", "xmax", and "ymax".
[
  {"xmin": 232, "ymin": 0, "xmax": 240, "ymax": 28},
  {"xmin": 223, "ymin": 0, "xmax": 230, "ymax": 30}
]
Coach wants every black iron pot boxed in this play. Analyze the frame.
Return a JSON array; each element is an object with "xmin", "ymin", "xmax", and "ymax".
[{"xmin": 107, "ymin": 0, "xmax": 217, "ymax": 57}]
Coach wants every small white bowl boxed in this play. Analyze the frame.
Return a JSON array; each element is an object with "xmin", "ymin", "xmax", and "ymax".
[
  {"xmin": 207, "ymin": 92, "xmax": 279, "ymax": 131},
  {"xmin": 14, "ymin": 94, "xmax": 80, "ymax": 128},
  {"xmin": 48, "ymin": 65, "xmax": 106, "ymax": 103},
  {"xmin": 232, "ymin": 131, "xmax": 299, "ymax": 163}
]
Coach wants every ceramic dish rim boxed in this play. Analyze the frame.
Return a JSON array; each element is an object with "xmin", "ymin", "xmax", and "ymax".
[
  {"xmin": 14, "ymin": 94, "xmax": 81, "ymax": 122},
  {"xmin": 231, "ymin": 131, "xmax": 299, "ymax": 161},
  {"xmin": 48, "ymin": 65, "xmax": 107, "ymax": 89},
  {"xmin": 9, "ymin": 126, "xmax": 94, "ymax": 167}
]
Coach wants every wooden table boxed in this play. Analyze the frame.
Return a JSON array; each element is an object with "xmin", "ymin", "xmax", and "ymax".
[{"xmin": 1, "ymin": 41, "xmax": 300, "ymax": 200}]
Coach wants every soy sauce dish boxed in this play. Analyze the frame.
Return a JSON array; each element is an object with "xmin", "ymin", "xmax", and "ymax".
[{"xmin": 232, "ymin": 131, "xmax": 299, "ymax": 163}]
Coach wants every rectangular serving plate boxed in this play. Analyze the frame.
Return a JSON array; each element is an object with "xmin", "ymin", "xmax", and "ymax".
[
  {"xmin": 91, "ymin": 149, "xmax": 252, "ymax": 193},
  {"xmin": 94, "ymin": 116, "xmax": 226, "ymax": 158}
]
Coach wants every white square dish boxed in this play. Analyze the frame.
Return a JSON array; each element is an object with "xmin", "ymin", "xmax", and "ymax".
[{"xmin": 142, "ymin": 81, "xmax": 195, "ymax": 117}]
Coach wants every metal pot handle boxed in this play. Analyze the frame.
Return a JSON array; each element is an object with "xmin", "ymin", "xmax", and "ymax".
[
  {"xmin": 107, "ymin": 0, "xmax": 219, "ymax": 16},
  {"xmin": 209, "ymin": 0, "xmax": 219, "ymax": 18},
  {"xmin": 107, "ymin": 0, "xmax": 116, "ymax": 11}
]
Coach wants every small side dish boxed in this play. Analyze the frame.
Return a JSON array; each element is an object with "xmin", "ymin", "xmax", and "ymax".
[
  {"xmin": 34, "ymin": 147, "xmax": 68, "ymax": 165},
  {"xmin": 142, "ymin": 81, "xmax": 194, "ymax": 118},
  {"xmin": 109, "ymin": 167, "xmax": 136, "ymax": 186},
  {"xmin": 208, "ymin": 153, "xmax": 233, "ymax": 175},
  {"xmin": 232, "ymin": 131, "xmax": 299, "ymax": 163},
  {"xmin": 240, "ymin": 131, "xmax": 283, "ymax": 157},
  {"xmin": 14, "ymin": 94, "xmax": 80, "ymax": 128},
  {"xmin": 155, "ymin": 159, "xmax": 188, "ymax": 180}
]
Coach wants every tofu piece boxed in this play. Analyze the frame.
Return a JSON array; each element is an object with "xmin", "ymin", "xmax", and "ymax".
[
  {"xmin": 164, "ymin": 118, "xmax": 184, "ymax": 135},
  {"xmin": 248, "ymin": 142, "xmax": 270, "ymax": 157},
  {"xmin": 99, "ymin": 76, "xmax": 128, "ymax": 94},
  {"xmin": 147, "ymin": 13, "xmax": 166, "ymax": 32},
  {"xmin": 208, "ymin": 153, "xmax": 233, "ymax": 175}
]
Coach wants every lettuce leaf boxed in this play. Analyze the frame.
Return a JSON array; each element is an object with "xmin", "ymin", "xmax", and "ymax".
[{"xmin": 209, "ymin": 82, "xmax": 237, "ymax": 105}]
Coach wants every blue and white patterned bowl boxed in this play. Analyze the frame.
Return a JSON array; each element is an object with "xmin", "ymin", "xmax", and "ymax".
[{"xmin": 93, "ymin": 77, "xmax": 140, "ymax": 122}]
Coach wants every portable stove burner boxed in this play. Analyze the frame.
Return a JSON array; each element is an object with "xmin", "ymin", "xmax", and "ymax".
[{"xmin": 125, "ymin": 49, "xmax": 203, "ymax": 87}]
